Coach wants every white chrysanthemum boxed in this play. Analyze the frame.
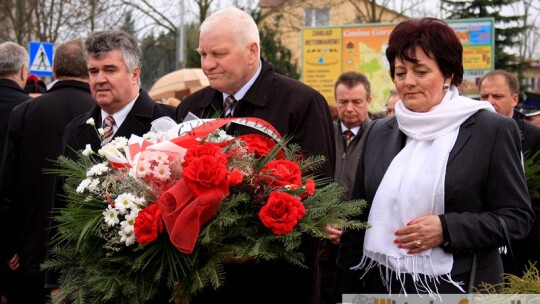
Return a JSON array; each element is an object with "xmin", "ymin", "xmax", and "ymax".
[
  {"xmin": 103, "ymin": 205, "xmax": 120, "ymax": 226},
  {"xmin": 143, "ymin": 131, "xmax": 157, "ymax": 141},
  {"xmin": 135, "ymin": 159, "xmax": 152, "ymax": 178},
  {"xmin": 120, "ymin": 212, "xmax": 137, "ymax": 233},
  {"xmin": 87, "ymin": 178, "xmax": 100, "ymax": 192},
  {"xmin": 111, "ymin": 136, "xmax": 128, "ymax": 149},
  {"xmin": 86, "ymin": 118, "xmax": 95, "ymax": 126},
  {"xmin": 98, "ymin": 148, "xmax": 105, "ymax": 156},
  {"xmin": 153, "ymin": 163, "xmax": 171, "ymax": 181},
  {"xmin": 114, "ymin": 193, "xmax": 138, "ymax": 212},
  {"xmin": 82, "ymin": 144, "xmax": 93, "ymax": 156},
  {"xmin": 76, "ymin": 178, "xmax": 92, "ymax": 193},
  {"xmin": 98, "ymin": 128, "xmax": 105, "ymax": 136},
  {"xmin": 119, "ymin": 229, "xmax": 136, "ymax": 246},
  {"xmin": 87, "ymin": 163, "xmax": 109, "ymax": 177}
]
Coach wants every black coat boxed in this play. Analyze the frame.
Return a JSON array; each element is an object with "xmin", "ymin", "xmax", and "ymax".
[
  {"xmin": 176, "ymin": 61, "xmax": 335, "ymax": 304},
  {"xmin": 334, "ymin": 111, "xmax": 534, "ymax": 299},
  {"xmin": 0, "ymin": 79, "xmax": 31, "ymax": 164},
  {"xmin": 45, "ymin": 90, "xmax": 176, "ymax": 290},
  {"xmin": 63, "ymin": 89, "xmax": 175, "ymax": 158},
  {"xmin": 508, "ymin": 111, "xmax": 540, "ymax": 275},
  {"xmin": 0, "ymin": 80, "xmax": 95, "ymax": 268}
]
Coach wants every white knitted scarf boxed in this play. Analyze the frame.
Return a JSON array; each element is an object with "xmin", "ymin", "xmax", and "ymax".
[{"xmin": 352, "ymin": 86, "xmax": 494, "ymax": 297}]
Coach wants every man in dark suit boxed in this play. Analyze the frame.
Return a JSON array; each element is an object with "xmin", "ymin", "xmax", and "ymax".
[
  {"xmin": 0, "ymin": 42, "xmax": 30, "ymax": 165},
  {"xmin": 0, "ymin": 38, "xmax": 96, "ymax": 304},
  {"xmin": 46, "ymin": 30, "xmax": 175, "ymax": 302},
  {"xmin": 479, "ymin": 70, "xmax": 540, "ymax": 276},
  {"xmin": 176, "ymin": 7, "xmax": 335, "ymax": 304}
]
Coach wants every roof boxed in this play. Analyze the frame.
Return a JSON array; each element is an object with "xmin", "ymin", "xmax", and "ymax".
[{"xmin": 258, "ymin": 0, "xmax": 285, "ymax": 8}]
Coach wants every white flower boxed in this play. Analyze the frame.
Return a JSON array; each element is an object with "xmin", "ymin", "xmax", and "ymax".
[
  {"xmin": 82, "ymin": 144, "xmax": 93, "ymax": 156},
  {"xmin": 87, "ymin": 178, "xmax": 100, "ymax": 192},
  {"xmin": 111, "ymin": 136, "xmax": 128, "ymax": 149},
  {"xmin": 153, "ymin": 163, "xmax": 171, "ymax": 181},
  {"xmin": 87, "ymin": 163, "xmax": 109, "ymax": 177},
  {"xmin": 98, "ymin": 128, "xmax": 105, "ymax": 136},
  {"xmin": 143, "ymin": 131, "xmax": 157, "ymax": 141},
  {"xmin": 120, "ymin": 212, "xmax": 137, "ymax": 233},
  {"xmin": 86, "ymin": 118, "xmax": 95, "ymax": 126},
  {"xmin": 135, "ymin": 159, "xmax": 152, "ymax": 178},
  {"xmin": 152, "ymin": 151, "xmax": 169, "ymax": 164},
  {"xmin": 119, "ymin": 229, "xmax": 136, "ymax": 246},
  {"xmin": 114, "ymin": 193, "xmax": 138, "ymax": 212},
  {"xmin": 103, "ymin": 205, "xmax": 120, "ymax": 226},
  {"xmin": 76, "ymin": 178, "xmax": 92, "ymax": 193}
]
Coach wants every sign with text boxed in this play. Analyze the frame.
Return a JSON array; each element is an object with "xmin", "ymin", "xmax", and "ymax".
[{"xmin": 301, "ymin": 18, "xmax": 495, "ymax": 110}]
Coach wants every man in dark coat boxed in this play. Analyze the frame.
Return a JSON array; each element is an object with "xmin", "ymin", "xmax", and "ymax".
[
  {"xmin": 0, "ymin": 41, "xmax": 31, "ymax": 303},
  {"xmin": 176, "ymin": 7, "xmax": 335, "ymax": 304},
  {"xmin": 0, "ymin": 38, "xmax": 96, "ymax": 304},
  {"xmin": 479, "ymin": 69, "xmax": 540, "ymax": 276},
  {"xmin": 45, "ymin": 31, "xmax": 175, "ymax": 303},
  {"xmin": 0, "ymin": 42, "xmax": 30, "ymax": 165}
]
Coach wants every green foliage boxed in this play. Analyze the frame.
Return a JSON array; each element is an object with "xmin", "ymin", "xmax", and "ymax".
[
  {"xmin": 523, "ymin": 149, "xmax": 540, "ymax": 200},
  {"xmin": 475, "ymin": 263, "xmax": 540, "ymax": 295},
  {"xmin": 43, "ymin": 143, "xmax": 367, "ymax": 303}
]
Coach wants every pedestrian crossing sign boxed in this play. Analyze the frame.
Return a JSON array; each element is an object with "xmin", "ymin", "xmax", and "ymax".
[{"xmin": 29, "ymin": 41, "xmax": 54, "ymax": 76}]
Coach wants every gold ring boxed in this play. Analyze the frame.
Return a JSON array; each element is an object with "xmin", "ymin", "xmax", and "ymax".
[{"xmin": 415, "ymin": 240, "xmax": 422, "ymax": 248}]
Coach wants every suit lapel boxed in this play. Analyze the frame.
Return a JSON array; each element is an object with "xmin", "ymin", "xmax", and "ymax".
[
  {"xmin": 114, "ymin": 91, "xmax": 155, "ymax": 139},
  {"xmin": 382, "ymin": 118, "xmax": 405, "ymax": 170},
  {"xmin": 448, "ymin": 115, "xmax": 475, "ymax": 164}
]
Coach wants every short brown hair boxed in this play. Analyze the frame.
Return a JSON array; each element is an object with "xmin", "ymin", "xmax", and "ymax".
[
  {"xmin": 478, "ymin": 70, "xmax": 519, "ymax": 95},
  {"xmin": 334, "ymin": 71, "xmax": 371, "ymax": 99},
  {"xmin": 386, "ymin": 18, "xmax": 463, "ymax": 86}
]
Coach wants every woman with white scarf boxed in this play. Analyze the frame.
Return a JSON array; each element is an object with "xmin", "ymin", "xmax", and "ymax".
[{"xmin": 334, "ymin": 18, "xmax": 534, "ymax": 300}]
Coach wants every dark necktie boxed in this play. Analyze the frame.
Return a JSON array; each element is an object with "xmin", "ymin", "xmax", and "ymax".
[
  {"xmin": 102, "ymin": 115, "xmax": 115, "ymax": 144},
  {"xmin": 224, "ymin": 95, "xmax": 237, "ymax": 118},
  {"xmin": 343, "ymin": 129, "xmax": 354, "ymax": 146}
]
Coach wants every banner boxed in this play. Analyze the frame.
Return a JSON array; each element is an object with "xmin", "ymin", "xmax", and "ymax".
[{"xmin": 301, "ymin": 18, "xmax": 495, "ymax": 111}]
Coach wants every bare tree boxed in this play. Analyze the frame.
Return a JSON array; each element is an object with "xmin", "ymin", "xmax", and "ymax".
[
  {"xmin": 0, "ymin": 0, "xmax": 128, "ymax": 45},
  {"xmin": 516, "ymin": 0, "xmax": 540, "ymax": 60}
]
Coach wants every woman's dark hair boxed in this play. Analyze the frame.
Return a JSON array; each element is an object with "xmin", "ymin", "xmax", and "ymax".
[{"xmin": 385, "ymin": 17, "xmax": 463, "ymax": 86}]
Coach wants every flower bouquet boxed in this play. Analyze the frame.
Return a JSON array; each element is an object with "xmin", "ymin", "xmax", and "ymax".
[{"xmin": 43, "ymin": 117, "xmax": 367, "ymax": 303}]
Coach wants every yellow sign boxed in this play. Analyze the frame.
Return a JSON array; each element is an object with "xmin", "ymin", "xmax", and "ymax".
[
  {"xmin": 301, "ymin": 18, "xmax": 495, "ymax": 110},
  {"xmin": 302, "ymin": 28, "xmax": 342, "ymax": 105}
]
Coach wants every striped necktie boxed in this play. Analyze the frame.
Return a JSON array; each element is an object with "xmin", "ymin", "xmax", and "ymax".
[
  {"xmin": 343, "ymin": 129, "xmax": 354, "ymax": 146},
  {"xmin": 224, "ymin": 95, "xmax": 237, "ymax": 118},
  {"xmin": 102, "ymin": 115, "xmax": 115, "ymax": 144}
]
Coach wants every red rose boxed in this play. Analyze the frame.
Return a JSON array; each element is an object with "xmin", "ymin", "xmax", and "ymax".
[
  {"xmin": 305, "ymin": 178, "xmax": 315, "ymax": 196},
  {"xmin": 182, "ymin": 142, "xmax": 227, "ymax": 168},
  {"xmin": 258, "ymin": 191, "xmax": 306, "ymax": 235},
  {"xmin": 260, "ymin": 160, "xmax": 302, "ymax": 188},
  {"xmin": 237, "ymin": 134, "xmax": 285, "ymax": 159},
  {"xmin": 182, "ymin": 155, "xmax": 229, "ymax": 197},
  {"xmin": 228, "ymin": 169, "xmax": 243, "ymax": 186},
  {"xmin": 134, "ymin": 204, "xmax": 164, "ymax": 245}
]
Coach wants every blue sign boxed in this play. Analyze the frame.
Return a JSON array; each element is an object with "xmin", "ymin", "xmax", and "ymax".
[{"xmin": 29, "ymin": 42, "xmax": 54, "ymax": 76}]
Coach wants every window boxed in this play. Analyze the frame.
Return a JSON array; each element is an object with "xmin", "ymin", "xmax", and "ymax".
[{"xmin": 304, "ymin": 8, "xmax": 329, "ymax": 27}]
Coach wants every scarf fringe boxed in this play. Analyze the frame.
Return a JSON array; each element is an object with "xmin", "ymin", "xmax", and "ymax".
[{"xmin": 351, "ymin": 253, "xmax": 465, "ymax": 300}]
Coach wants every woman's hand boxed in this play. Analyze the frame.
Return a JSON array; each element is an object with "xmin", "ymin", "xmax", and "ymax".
[
  {"xmin": 325, "ymin": 225, "xmax": 342, "ymax": 245},
  {"xmin": 393, "ymin": 215, "xmax": 444, "ymax": 254}
]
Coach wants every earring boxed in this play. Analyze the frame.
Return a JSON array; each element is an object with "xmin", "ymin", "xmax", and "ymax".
[{"xmin": 443, "ymin": 83, "xmax": 449, "ymax": 91}]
